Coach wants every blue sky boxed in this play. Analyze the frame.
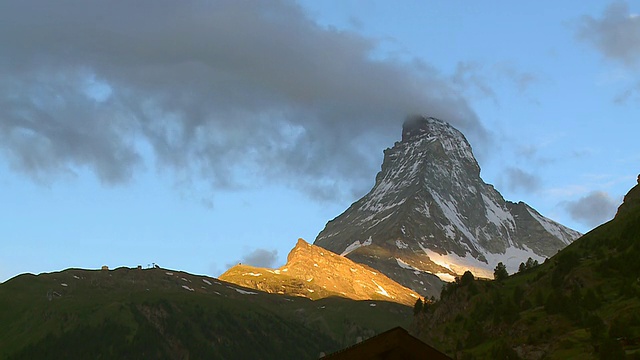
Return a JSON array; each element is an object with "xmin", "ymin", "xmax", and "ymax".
[{"xmin": 1, "ymin": 1, "xmax": 639, "ymax": 282}]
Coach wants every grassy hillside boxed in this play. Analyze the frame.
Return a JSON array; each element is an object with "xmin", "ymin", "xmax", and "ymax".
[
  {"xmin": 413, "ymin": 185, "xmax": 640, "ymax": 359},
  {"xmin": 0, "ymin": 267, "xmax": 412, "ymax": 359}
]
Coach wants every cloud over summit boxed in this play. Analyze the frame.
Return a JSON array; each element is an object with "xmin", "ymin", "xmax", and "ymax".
[
  {"xmin": 240, "ymin": 248, "xmax": 280, "ymax": 269},
  {"xmin": 0, "ymin": 0, "xmax": 485, "ymax": 200}
]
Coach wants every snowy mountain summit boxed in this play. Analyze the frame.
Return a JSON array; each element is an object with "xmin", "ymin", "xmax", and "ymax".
[{"xmin": 314, "ymin": 116, "xmax": 581, "ymax": 297}]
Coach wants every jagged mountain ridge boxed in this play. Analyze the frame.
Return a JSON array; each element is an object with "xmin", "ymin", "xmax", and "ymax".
[
  {"xmin": 0, "ymin": 266, "xmax": 415, "ymax": 358},
  {"xmin": 314, "ymin": 116, "xmax": 580, "ymax": 297},
  {"xmin": 220, "ymin": 238, "xmax": 419, "ymax": 306}
]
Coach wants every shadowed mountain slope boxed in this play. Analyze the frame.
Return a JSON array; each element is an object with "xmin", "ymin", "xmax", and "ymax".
[
  {"xmin": 413, "ymin": 181, "xmax": 640, "ymax": 359},
  {"xmin": 0, "ymin": 266, "xmax": 414, "ymax": 359}
]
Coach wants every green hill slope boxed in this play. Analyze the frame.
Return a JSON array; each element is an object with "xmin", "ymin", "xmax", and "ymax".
[
  {"xmin": 413, "ymin": 184, "xmax": 640, "ymax": 359},
  {"xmin": 0, "ymin": 267, "xmax": 412, "ymax": 359}
]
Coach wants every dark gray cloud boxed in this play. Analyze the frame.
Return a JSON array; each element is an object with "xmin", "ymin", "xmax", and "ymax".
[
  {"xmin": 236, "ymin": 248, "xmax": 279, "ymax": 268},
  {"xmin": 0, "ymin": 0, "xmax": 487, "ymax": 200},
  {"xmin": 562, "ymin": 191, "xmax": 618, "ymax": 228},
  {"xmin": 576, "ymin": 2, "xmax": 640, "ymax": 67},
  {"xmin": 504, "ymin": 167, "xmax": 541, "ymax": 193}
]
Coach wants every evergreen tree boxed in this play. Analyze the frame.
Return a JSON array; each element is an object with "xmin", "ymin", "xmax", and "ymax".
[
  {"xmin": 413, "ymin": 298, "xmax": 423, "ymax": 315},
  {"xmin": 494, "ymin": 262, "xmax": 508, "ymax": 281},
  {"xmin": 460, "ymin": 270, "xmax": 474, "ymax": 286},
  {"xmin": 518, "ymin": 258, "xmax": 539, "ymax": 273},
  {"xmin": 422, "ymin": 300, "xmax": 429, "ymax": 313}
]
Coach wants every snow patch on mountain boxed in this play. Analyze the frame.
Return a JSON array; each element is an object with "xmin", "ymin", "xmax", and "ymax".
[
  {"xmin": 482, "ymin": 193, "xmax": 515, "ymax": 231},
  {"xmin": 395, "ymin": 240, "xmax": 409, "ymax": 249},
  {"xmin": 372, "ymin": 280, "xmax": 390, "ymax": 298},
  {"xmin": 228, "ymin": 286, "xmax": 257, "ymax": 295},
  {"xmin": 423, "ymin": 246, "xmax": 546, "ymax": 280},
  {"xmin": 434, "ymin": 273, "xmax": 456, "ymax": 282},
  {"xmin": 527, "ymin": 207, "xmax": 579, "ymax": 245},
  {"xmin": 396, "ymin": 258, "xmax": 417, "ymax": 270},
  {"xmin": 242, "ymin": 272, "xmax": 262, "ymax": 277},
  {"xmin": 366, "ymin": 212, "xmax": 394, "ymax": 230},
  {"xmin": 416, "ymin": 202, "xmax": 431, "ymax": 217},
  {"xmin": 341, "ymin": 236, "xmax": 372, "ymax": 256},
  {"xmin": 430, "ymin": 190, "xmax": 477, "ymax": 244},
  {"xmin": 440, "ymin": 130, "xmax": 475, "ymax": 161},
  {"xmin": 361, "ymin": 199, "xmax": 407, "ymax": 218}
]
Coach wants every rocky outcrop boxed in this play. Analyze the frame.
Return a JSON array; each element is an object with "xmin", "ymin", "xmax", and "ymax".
[
  {"xmin": 220, "ymin": 239, "xmax": 420, "ymax": 306},
  {"xmin": 615, "ymin": 182, "xmax": 640, "ymax": 217}
]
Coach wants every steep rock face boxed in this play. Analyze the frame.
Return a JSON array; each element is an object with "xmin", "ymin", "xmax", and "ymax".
[
  {"xmin": 314, "ymin": 116, "xmax": 580, "ymax": 297},
  {"xmin": 220, "ymin": 239, "xmax": 420, "ymax": 306}
]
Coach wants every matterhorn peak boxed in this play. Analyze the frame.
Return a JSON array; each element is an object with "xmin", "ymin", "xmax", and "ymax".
[
  {"xmin": 315, "ymin": 116, "xmax": 580, "ymax": 297},
  {"xmin": 402, "ymin": 115, "xmax": 448, "ymax": 141}
]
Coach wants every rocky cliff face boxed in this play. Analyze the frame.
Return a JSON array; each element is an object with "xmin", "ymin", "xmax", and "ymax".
[
  {"xmin": 314, "ymin": 116, "xmax": 581, "ymax": 297},
  {"xmin": 220, "ymin": 238, "xmax": 420, "ymax": 306}
]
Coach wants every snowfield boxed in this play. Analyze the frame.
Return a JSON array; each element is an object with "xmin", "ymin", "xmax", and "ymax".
[
  {"xmin": 242, "ymin": 272, "xmax": 262, "ymax": 277},
  {"xmin": 527, "ymin": 207, "xmax": 580, "ymax": 244},
  {"xmin": 424, "ymin": 246, "xmax": 546, "ymax": 279},
  {"xmin": 434, "ymin": 272, "xmax": 456, "ymax": 282},
  {"xmin": 341, "ymin": 236, "xmax": 372, "ymax": 256},
  {"xmin": 227, "ymin": 286, "xmax": 257, "ymax": 295}
]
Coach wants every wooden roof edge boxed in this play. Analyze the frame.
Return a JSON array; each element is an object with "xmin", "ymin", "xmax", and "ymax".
[{"xmin": 320, "ymin": 326, "xmax": 451, "ymax": 359}]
